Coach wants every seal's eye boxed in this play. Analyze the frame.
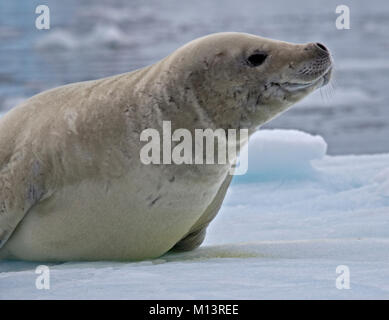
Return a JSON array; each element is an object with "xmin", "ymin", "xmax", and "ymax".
[{"xmin": 247, "ymin": 53, "xmax": 267, "ymax": 67}]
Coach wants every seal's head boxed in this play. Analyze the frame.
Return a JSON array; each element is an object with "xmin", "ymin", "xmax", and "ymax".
[{"xmin": 165, "ymin": 32, "xmax": 332, "ymax": 130}]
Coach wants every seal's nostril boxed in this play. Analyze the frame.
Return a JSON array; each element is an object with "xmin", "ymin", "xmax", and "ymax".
[{"xmin": 315, "ymin": 42, "xmax": 328, "ymax": 52}]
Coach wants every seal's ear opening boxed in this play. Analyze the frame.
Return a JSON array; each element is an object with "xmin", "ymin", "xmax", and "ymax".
[{"xmin": 247, "ymin": 53, "xmax": 267, "ymax": 67}]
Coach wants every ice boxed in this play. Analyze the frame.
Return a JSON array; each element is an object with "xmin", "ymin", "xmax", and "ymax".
[
  {"xmin": 35, "ymin": 30, "xmax": 78, "ymax": 50},
  {"xmin": 240, "ymin": 130, "xmax": 327, "ymax": 179},
  {"xmin": 35, "ymin": 25, "xmax": 136, "ymax": 51},
  {"xmin": 1, "ymin": 130, "xmax": 389, "ymax": 299}
]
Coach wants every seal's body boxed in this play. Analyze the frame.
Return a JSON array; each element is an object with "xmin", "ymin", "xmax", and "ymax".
[{"xmin": 0, "ymin": 33, "xmax": 332, "ymax": 261}]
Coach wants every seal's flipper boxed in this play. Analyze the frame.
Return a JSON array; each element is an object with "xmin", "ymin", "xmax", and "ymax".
[
  {"xmin": 172, "ymin": 173, "xmax": 233, "ymax": 251},
  {"xmin": 0, "ymin": 155, "xmax": 46, "ymax": 250},
  {"xmin": 172, "ymin": 228, "xmax": 206, "ymax": 251}
]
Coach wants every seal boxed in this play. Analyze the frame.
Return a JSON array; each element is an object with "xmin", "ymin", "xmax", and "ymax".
[{"xmin": 0, "ymin": 32, "xmax": 332, "ymax": 261}]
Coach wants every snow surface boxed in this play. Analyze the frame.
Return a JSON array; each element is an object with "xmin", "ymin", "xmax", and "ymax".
[{"xmin": 1, "ymin": 129, "xmax": 389, "ymax": 299}]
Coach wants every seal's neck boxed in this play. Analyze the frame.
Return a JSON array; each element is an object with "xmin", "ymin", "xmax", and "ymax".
[{"xmin": 132, "ymin": 59, "xmax": 287, "ymax": 142}]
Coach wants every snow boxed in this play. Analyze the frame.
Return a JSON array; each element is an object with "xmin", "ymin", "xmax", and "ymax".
[{"xmin": 1, "ymin": 130, "xmax": 389, "ymax": 299}]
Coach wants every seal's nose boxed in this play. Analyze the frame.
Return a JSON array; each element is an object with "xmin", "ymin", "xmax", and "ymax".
[
  {"xmin": 305, "ymin": 42, "xmax": 330, "ymax": 59},
  {"xmin": 314, "ymin": 42, "xmax": 329, "ymax": 53}
]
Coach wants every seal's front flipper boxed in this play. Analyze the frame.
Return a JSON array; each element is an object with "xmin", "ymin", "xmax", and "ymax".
[
  {"xmin": 172, "ymin": 173, "xmax": 233, "ymax": 252},
  {"xmin": 172, "ymin": 228, "xmax": 206, "ymax": 251},
  {"xmin": 0, "ymin": 156, "xmax": 46, "ymax": 250}
]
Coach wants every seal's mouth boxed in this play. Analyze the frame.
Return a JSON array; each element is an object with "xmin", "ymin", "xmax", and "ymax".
[{"xmin": 275, "ymin": 66, "xmax": 332, "ymax": 93}]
